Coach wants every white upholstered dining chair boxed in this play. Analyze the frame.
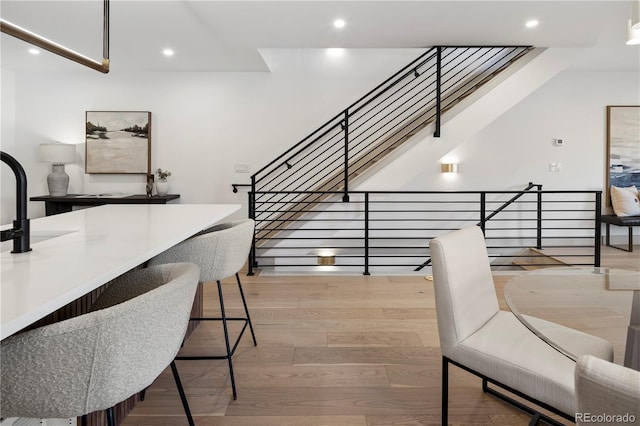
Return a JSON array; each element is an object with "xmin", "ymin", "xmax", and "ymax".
[
  {"xmin": 575, "ymin": 355, "xmax": 640, "ymax": 426},
  {"xmin": 1, "ymin": 262, "xmax": 200, "ymax": 426},
  {"xmin": 148, "ymin": 218, "xmax": 257, "ymax": 400},
  {"xmin": 429, "ymin": 225, "xmax": 614, "ymax": 425}
]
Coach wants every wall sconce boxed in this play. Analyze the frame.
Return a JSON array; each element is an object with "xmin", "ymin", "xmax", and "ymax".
[
  {"xmin": 440, "ymin": 163, "xmax": 458, "ymax": 173},
  {"xmin": 39, "ymin": 143, "xmax": 76, "ymax": 196},
  {"xmin": 317, "ymin": 254, "xmax": 336, "ymax": 266},
  {"xmin": 628, "ymin": 1, "xmax": 640, "ymax": 45}
]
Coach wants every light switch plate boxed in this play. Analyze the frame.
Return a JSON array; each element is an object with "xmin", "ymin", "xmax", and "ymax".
[
  {"xmin": 549, "ymin": 162, "xmax": 562, "ymax": 172},
  {"xmin": 234, "ymin": 163, "xmax": 250, "ymax": 173}
]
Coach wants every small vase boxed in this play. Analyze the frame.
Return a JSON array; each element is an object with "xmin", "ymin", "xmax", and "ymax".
[{"xmin": 156, "ymin": 179, "xmax": 170, "ymax": 196}]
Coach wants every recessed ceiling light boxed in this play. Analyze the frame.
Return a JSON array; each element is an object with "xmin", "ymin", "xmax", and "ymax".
[
  {"xmin": 333, "ymin": 19, "xmax": 346, "ymax": 29},
  {"xmin": 163, "ymin": 48, "xmax": 174, "ymax": 57},
  {"xmin": 525, "ymin": 20, "xmax": 539, "ymax": 28},
  {"xmin": 28, "ymin": 48, "xmax": 40, "ymax": 55}
]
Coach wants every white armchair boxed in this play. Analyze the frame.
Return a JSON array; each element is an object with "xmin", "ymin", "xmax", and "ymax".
[
  {"xmin": 429, "ymin": 226, "xmax": 613, "ymax": 425},
  {"xmin": 575, "ymin": 355, "xmax": 640, "ymax": 426}
]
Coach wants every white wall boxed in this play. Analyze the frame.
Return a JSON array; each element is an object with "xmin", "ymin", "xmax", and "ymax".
[
  {"xmin": 400, "ymin": 71, "xmax": 639, "ymax": 197},
  {"xmin": 0, "ymin": 48, "xmax": 423, "ymax": 223}
]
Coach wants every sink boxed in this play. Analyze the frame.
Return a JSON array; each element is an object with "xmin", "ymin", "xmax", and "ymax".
[{"xmin": 1, "ymin": 230, "xmax": 75, "ymax": 252}]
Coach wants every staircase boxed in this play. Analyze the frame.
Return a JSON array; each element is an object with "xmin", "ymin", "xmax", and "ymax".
[{"xmin": 250, "ymin": 46, "xmax": 534, "ymax": 246}]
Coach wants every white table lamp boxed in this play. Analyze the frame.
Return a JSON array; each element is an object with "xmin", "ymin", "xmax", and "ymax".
[{"xmin": 39, "ymin": 143, "xmax": 76, "ymax": 196}]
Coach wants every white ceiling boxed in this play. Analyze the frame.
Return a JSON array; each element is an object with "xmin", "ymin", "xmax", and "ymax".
[{"xmin": 1, "ymin": 0, "xmax": 639, "ymax": 73}]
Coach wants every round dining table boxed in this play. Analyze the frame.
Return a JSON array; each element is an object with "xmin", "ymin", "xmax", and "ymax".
[{"xmin": 504, "ymin": 267, "xmax": 640, "ymax": 370}]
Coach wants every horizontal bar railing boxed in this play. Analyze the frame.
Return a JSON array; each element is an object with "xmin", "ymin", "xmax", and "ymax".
[
  {"xmin": 248, "ymin": 189, "xmax": 602, "ymax": 275},
  {"xmin": 414, "ymin": 182, "xmax": 541, "ymax": 271}
]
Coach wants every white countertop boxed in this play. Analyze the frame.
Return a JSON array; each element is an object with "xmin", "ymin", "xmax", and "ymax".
[{"xmin": 1, "ymin": 204, "xmax": 240, "ymax": 340}]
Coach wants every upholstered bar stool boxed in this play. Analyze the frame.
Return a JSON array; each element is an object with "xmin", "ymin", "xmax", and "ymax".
[
  {"xmin": 1, "ymin": 263, "xmax": 200, "ymax": 426},
  {"xmin": 148, "ymin": 218, "xmax": 257, "ymax": 400}
]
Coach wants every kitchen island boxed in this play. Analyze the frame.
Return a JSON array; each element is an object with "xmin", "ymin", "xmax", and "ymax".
[{"xmin": 1, "ymin": 203, "xmax": 240, "ymax": 340}]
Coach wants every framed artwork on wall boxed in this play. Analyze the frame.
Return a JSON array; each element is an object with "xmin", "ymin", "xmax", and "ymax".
[
  {"xmin": 606, "ymin": 105, "xmax": 640, "ymax": 203},
  {"xmin": 85, "ymin": 111, "xmax": 151, "ymax": 174}
]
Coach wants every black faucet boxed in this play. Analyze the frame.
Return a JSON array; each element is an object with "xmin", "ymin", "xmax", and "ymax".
[{"xmin": 1, "ymin": 151, "xmax": 31, "ymax": 253}]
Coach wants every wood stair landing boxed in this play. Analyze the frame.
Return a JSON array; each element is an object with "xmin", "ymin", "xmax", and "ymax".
[{"xmin": 511, "ymin": 247, "xmax": 572, "ymax": 270}]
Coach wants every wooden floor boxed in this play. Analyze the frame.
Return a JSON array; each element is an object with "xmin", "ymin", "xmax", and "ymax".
[{"xmin": 123, "ymin": 245, "xmax": 640, "ymax": 426}]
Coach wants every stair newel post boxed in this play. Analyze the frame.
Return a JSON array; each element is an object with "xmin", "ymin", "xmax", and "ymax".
[
  {"xmin": 364, "ymin": 192, "xmax": 370, "ymax": 275},
  {"xmin": 248, "ymin": 175, "xmax": 257, "ymax": 275},
  {"xmin": 434, "ymin": 46, "xmax": 442, "ymax": 138},
  {"xmin": 342, "ymin": 110, "xmax": 350, "ymax": 202},
  {"xmin": 594, "ymin": 191, "xmax": 602, "ymax": 267},
  {"xmin": 249, "ymin": 175, "xmax": 256, "ymax": 222},
  {"xmin": 479, "ymin": 192, "xmax": 486, "ymax": 233},
  {"xmin": 536, "ymin": 186, "xmax": 543, "ymax": 250}
]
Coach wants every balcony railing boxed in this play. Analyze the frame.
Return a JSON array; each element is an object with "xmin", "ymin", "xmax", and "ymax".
[{"xmin": 248, "ymin": 189, "xmax": 602, "ymax": 275}]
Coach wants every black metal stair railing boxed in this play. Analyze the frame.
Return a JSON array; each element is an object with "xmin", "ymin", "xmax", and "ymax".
[
  {"xmin": 414, "ymin": 182, "xmax": 542, "ymax": 271},
  {"xmin": 248, "ymin": 189, "xmax": 602, "ymax": 275},
  {"xmin": 246, "ymin": 46, "xmax": 533, "ymax": 242}
]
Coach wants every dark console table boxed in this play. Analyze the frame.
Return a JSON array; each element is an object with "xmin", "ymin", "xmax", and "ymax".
[{"xmin": 30, "ymin": 194, "xmax": 180, "ymax": 216}]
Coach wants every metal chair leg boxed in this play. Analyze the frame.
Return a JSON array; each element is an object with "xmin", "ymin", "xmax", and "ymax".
[
  {"xmin": 236, "ymin": 273, "xmax": 257, "ymax": 346},
  {"xmin": 217, "ymin": 279, "xmax": 238, "ymax": 400},
  {"xmin": 442, "ymin": 356, "xmax": 448, "ymax": 426},
  {"xmin": 171, "ymin": 361, "xmax": 195, "ymax": 426},
  {"xmin": 106, "ymin": 407, "xmax": 115, "ymax": 426},
  {"xmin": 529, "ymin": 413, "xmax": 541, "ymax": 426},
  {"xmin": 178, "ymin": 276, "xmax": 254, "ymax": 399}
]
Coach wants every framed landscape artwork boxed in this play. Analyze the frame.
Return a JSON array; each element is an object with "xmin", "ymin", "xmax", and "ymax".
[
  {"xmin": 606, "ymin": 105, "xmax": 640, "ymax": 203},
  {"xmin": 85, "ymin": 111, "xmax": 151, "ymax": 174}
]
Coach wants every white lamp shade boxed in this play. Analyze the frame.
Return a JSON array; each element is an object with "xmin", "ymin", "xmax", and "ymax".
[{"xmin": 39, "ymin": 143, "xmax": 76, "ymax": 164}]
